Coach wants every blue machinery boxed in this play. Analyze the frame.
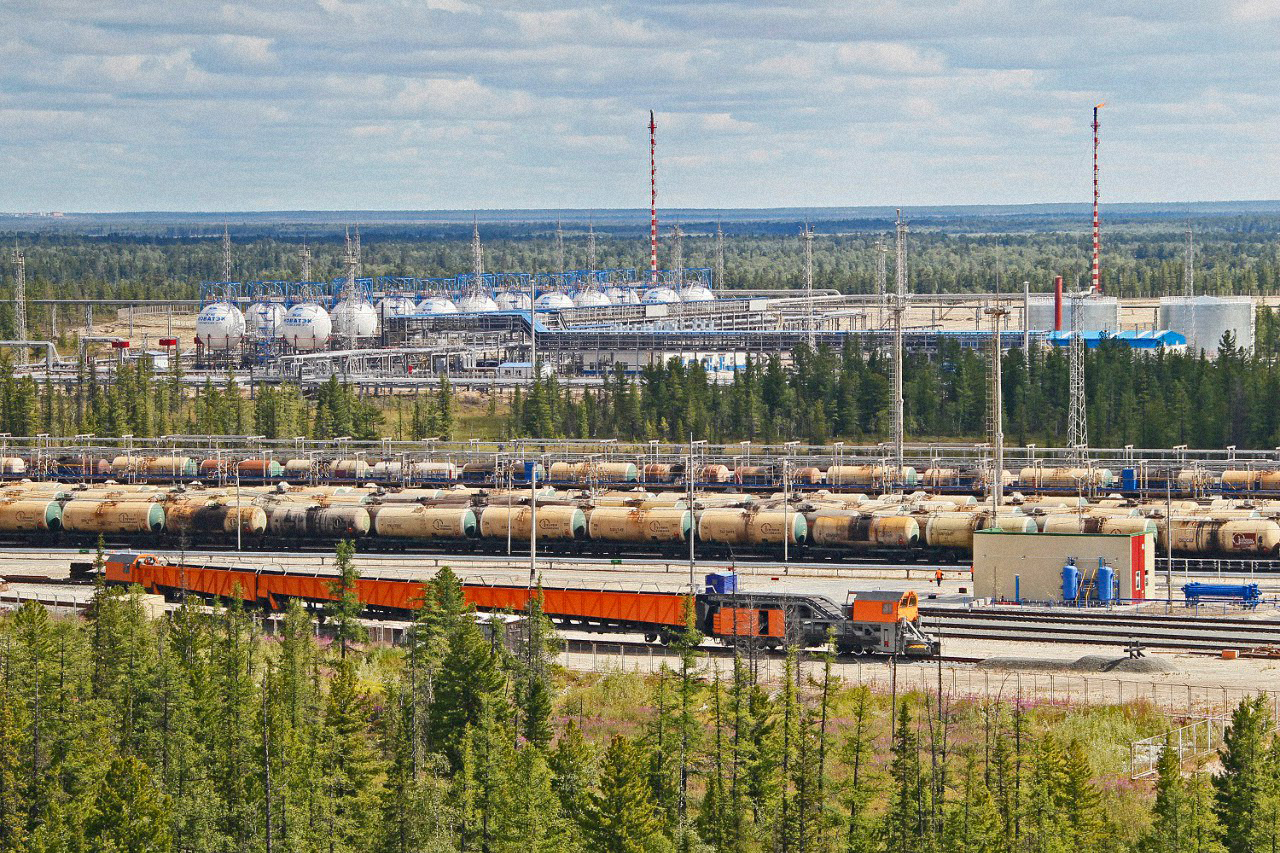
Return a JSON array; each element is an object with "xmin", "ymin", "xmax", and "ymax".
[
  {"xmin": 1061, "ymin": 558, "xmax": 1118, "ymax": 605},
  {"xmin": 1182, "ymin": 583, "xmax": 1262, "ymax": 609}
]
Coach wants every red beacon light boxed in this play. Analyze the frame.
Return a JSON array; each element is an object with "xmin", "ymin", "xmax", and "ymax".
[{"xmin": 159, "ymin": 337, "xmax": 178, "ymax": 347}]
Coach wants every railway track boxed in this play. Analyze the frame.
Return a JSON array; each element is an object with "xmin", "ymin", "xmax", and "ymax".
[{"xmin": 921, "ymin": 606, "xmax": 1280, "ymax": 652}]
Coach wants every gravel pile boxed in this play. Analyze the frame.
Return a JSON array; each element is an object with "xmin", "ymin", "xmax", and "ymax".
[{"xmin": 979, "ymin": 654, "xmax": 1177, "ymax": 674}]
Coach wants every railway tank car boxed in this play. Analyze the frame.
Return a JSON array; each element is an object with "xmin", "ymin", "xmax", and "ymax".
[
  {"xmin": 805, "ymin": 511, "xmax": 920, "ymax": 554},
  {"xmin": 0, "ymin": 498, "xmax": 62, "ymax": 532},
  {"xmin": 367, "ymin": 505, "xmax": 478, "ymax": 540},
  {"xmin": 586, "ymin": 506, "xmax": 692, "ymax": 544},
  {"xmin": 479, "ymin": 505, "xmax": 587, "ymax": 541},
  {"xmin": 61, "ymin": 500, "xmax": 165, "ymax": 535}
]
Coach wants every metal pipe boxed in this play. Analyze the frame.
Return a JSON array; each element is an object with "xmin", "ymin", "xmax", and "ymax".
[{"xmin": 0, "ymin": 340, "xmax": 58, "ymax": 373}]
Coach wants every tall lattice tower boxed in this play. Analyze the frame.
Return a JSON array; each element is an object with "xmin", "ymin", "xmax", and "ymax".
[
  {"xmin": 586, "ymin": 222, "xmax": 597, "ymax": 274},
  {"xmin": 1091, "ymin": 103, "xmax": 1105, "ymax": 294},
  {"xmin": 221, "ymin": 225, "xmax": 232, "ymax": 281},
  {"xmin": 714, "ymin": 222, "xmax": 725, "ymax": 289},
  {"xmin": 555, "ymin": 219, "xmax": 566, "ymax": 273},
  {"xmin": 13, "ymin": 249, "xmax": 26, "ymax": 343},
  {"xmin": 471, "ymin": 220, "xmax": 485, "ymax": 296},
  {"xmin": 1067, "ymin": 293, "xmax": 1089, "ymax": 462},
  {"xmin": 1184, "ymin": 228, "xmax": 1195, "ymax": 297},
  {"xmin": 802, "ymin": 224, "xmax": 815, "ymax": 348},
  {"xmin": 300, "ymin": 242, "xmax": 312, "ymax": 281},
  {"xmin": 670, "ymin": 223, "xmax": 683, "ymax": 284},
  {"xmin": 985, "ymin": 299, "xmax": 1011, "ymax": 510},
  {"xmin": 648, "ymin": 110, "xmax": 659, "ymax": 285},
  {"xmin": 891, "ymin": 210, "xmax": 908, "ymax": 486}
]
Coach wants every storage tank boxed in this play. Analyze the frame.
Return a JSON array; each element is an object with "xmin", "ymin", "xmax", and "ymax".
[
  {"xmin": 573, "ymin": 291, "xmax": 612, "ymax": 308},
  {"xmin": 378, "ymin": 296, "xmax": 418, "ymax": 323},
  {"xmin": 331, "ymin": 460, "xmax": 370, "ymax": 480},
  {"xmin": 548, "ymin": 461, "xmax": 638, "ymax": 483},
  {"xmin": 534, "ymin": 292, "xmax": 575, "ymax": 310},
  {"xmin": 1040, "ymin": 514, "xmax": 1157, "ymax": 537},
  {"xmin": 138, "ymin": 456, "xmax": 198, "ymax": 478},
  {"xmin": 245, "ymin": 302, "xmax": 286, "ymax": 339},
  {"xmin": 237, "ymin": 459, "xmax": 284, "ymax": 479},
  {"xmin": 62, "ymin": 500, "xmax": 165, "ymax": 534},
  {"xmin": 494, "ymin": 292, "xmax": 531, "ymax": 311},
  {"xmin": 370, "ymin": 505, "xmax": 477, "ymax": 539},
  {"xmin": 679, "ymin": 285, "xmax": 714, "ymax": 303},
  {"xmin": 1222, "ymin": 470, "xmax": 1261, "ymax": 491},
  {"xmin": 281, "ymin": 304, "xmax": 332, "ymax": 351},
  {"xmin": 164, "ymin": 501, "xmax": 267, "ymax": 535},
  {"xmin": 642, "ymin": 287, "xmax": 682, "ymax": 304},
  {"xmin": 284, "ymin": 459, "xmax": 316, "ymax": 477},
  {"xmin": 642, "ymin": 463, "xmax": 678, "ymax": 483},
  {"xmin": 807, "ymin": 511, "xmax": 919, "ymax": 549},
  {"xmin": 827, "ymin": 465, "xmax": 918, "ymax": 488},
  {"xmin": 1027, "ymin": 295, "xmax": 1120, "ymax": 332},
  {"xmin": 195, "ymin": 302, "xmax": 246, "ymax": 350},
  {"xmin": 416, "ymin": 296, "xmax": 459, "ymax": 315},
  {"xmin": 699, "ymin": 464, "xmax": 732, "ymax": 483},
  {"xmin": 0, "ymin": 457, "xmax": 26, "ymax": 476},
  {"xmin": 478, "ymin": 505, "xmax": 586, "ymax": 540},
  {"xmin": 1096, "ymin": 564, "xmax": 1116, "ymax": 603},
  {"xmin": 456, "ymin": 294, "xmax": 500, "ymax": 313},
  {"xmin": 587, "ymin": 506, "xmax": 692, "ymax": 543},
  {"xmin": 331, "ymin": 298, "xmax": 379, "ymax": 338},
  {"xmin": 1159, "ymin": 296, "xmax": 1255, "ymax": 355},
  {"xmin": 1018, "ymin": 467, "xmax": 1115, "ymax": 490},
  {"xmin": 605, "ymin": 286, "xmax": 641, "ymax": 305},
  {"xmin": 924, "ymin": 511, "xmax": 1035, "ymax": 550},
  {"xmin": 1061, "ymin": 563, "xmax": 1081, "ymax": 601},
  {"xmin": 696, "ymin": 508, "xmax": 806, "ymax": 546},
  {"xmin": 0, "ymin": 499, "xmax": 62, "ymax": 532}
]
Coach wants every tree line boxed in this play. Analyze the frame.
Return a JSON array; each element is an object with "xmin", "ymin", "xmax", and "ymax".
[{"xmin": 0, "ymin": 542, "xmax": 1275, "ymax": 850}]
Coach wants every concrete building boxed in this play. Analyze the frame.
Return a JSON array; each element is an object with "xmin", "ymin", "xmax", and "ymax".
[{"xmin": 972, "ymin": 529, "xmax": 1154, "ymax": 604}]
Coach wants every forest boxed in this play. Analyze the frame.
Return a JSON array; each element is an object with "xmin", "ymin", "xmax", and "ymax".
[{"xmin": 0, "ymin": 540, "xmax": 1273, "ymax": 852}]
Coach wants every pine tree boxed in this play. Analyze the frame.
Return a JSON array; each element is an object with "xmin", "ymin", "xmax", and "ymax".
[
  {"xmin": 1215, "ymin": 695, "xmax": 1273, "ymax": 853},
  {"xmin": 325, "ymin": 539, "xmax": 366, "ymax": 658},
  {"xmin": 82, "ymin": 755, "xmax": 173, "ymax": 853},
  {"xmin": 1142, "ymin": 737, "xmax": 1226, "ymax": 853},
  {"xmin": 582, "ymin": 735, "xmax": 667, "ymax": 853},
  {"xmin": 886, "ymin": 700, "xmax": 922, "ymax": 852}
]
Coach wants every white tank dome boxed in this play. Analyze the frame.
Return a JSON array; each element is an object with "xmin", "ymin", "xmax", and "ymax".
[
  {"xmin": 535, "ymin": 292, "xmax": 575, "ymax": 310},
  {"xmin": 495, "ymin": 292, "xmax": 532, "ymax": 310},
  {"xmin": 244, "ymin": 302, "xmax": 285, "ymax": 339},
  {"xmin": 416, "ymin": 296, "xmax": 458, "ymax": 315},
  {"xmin": 679, "ymin": 285, "xmax": 715, "ymax": 303},
  {"xmin": 332, "ymin": 299, "xmax": 379, "ymax": 338},
  {"xmin": 456, "ymin": 294, "xmax": 499, "ymax": 313},
  {"xmin": 195, "ymin": 302, "xmax": 246, "ymax": 350},
  {"xmin": 606, "ymin": 286, "xmax": 641, "ymax": 305},
  {"xmin": 378, "ymin": 296, "xmax": 417, "ymax": 323},
  {"xmin": 642, "ymin": 287, "xmax": 682, "ymax": 304},
  {"xmin": 573, "ymin": 290, "xmax": 613, "ymax": 308},
  {"xmin": 281, "ymin": 303, "xmax": 332, "ymax": 352}
]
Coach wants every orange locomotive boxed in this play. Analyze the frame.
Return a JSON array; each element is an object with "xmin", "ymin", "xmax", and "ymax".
[{"xmin": 99, "ymin": 552, "xmax": 939, "ymax": 657}]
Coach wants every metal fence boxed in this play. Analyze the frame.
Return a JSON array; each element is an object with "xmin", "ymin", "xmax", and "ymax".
[{"xmin": 1130, "ymin": 715, "xmax": 1229, "ymax": 779}]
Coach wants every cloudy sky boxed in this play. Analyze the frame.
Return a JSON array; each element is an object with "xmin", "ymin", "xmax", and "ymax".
[{"xmin": 1, "ymin": 0, "xmax": 1276, "ymax": 211}]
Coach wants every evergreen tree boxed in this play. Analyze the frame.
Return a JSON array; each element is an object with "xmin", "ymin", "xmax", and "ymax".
[
  {"xmin": 582, "ymin": 735, "xmax": 667, "ymax": 853},
  {"xmin": 325, "ymin": 539, "xmax": 367, "ymax": 658}
]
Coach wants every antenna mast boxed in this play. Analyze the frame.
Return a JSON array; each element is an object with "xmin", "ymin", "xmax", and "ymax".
[
  {"xmin": 802, "ymin": 225, "xmax": 815, "ymax": 349},
  {"xmin": 1184, "ymin": 227, "xmax": 1195, "ymax": 298},
  {"xmin": 555, "ymin": 219, "xmax": 566, "ymax": 273},
  {"xmin": 587, "ymin": 222, "xmax": 597, "ymax": 275},
  {"xmin": 649, "ymin": 110, "xmax": 659, "ymax": 285},
  {"xmin": 671, "ymin": 223, "xmax": 683, "ymax": 287},
  {"xmin": 715, "ymin": 222, "xmax": 725, "ymax": 289},
  {"xmin": 13, "ymin": 249, "xmax": 26, "ymax": 345},
  {"xmin": 471, "ymin": 220, "xmax": 485, "ymax": 297},
  {"xmin": 222, "ymin": 224, "xmax": 232, "ymax": 281},
  {"xmin": 1091, "ymin": 103, "xmax": 1105, "ymax": 295},
  {"xmin": 300, "ymin": 242, "xmax": 312, "ymax": 281},
  {"xmin": 892, "ymin": 210, "xmax": 908, "ymax": 488}
]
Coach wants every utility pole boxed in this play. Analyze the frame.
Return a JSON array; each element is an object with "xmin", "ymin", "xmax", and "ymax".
[{"xmin": 892, "ymin": 210, "xmax": 908, "ymax": 489}]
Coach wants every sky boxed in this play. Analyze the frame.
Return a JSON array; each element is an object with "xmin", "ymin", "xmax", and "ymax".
[{"xmin": 1, "ymin": 0, "xmax": 1277, "ymax": 212}]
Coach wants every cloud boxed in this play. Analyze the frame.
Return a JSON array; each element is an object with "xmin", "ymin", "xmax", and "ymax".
[{"xmin": 0, "ymin": 0, "xmax": 1274, "ymax": 210}]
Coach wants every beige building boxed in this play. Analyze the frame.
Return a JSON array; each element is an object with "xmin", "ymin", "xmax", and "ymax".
[{"xmin": 972, "ymin": 530, "xmax": 1155, "ymax": 604}]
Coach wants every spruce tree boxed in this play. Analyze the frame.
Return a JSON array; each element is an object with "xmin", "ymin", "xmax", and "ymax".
[
  {"xmin": 582, "ymin": 735, "xmax": 666, "ymax": 853},
  {"xmin": 325, "ymin": 539, "xmax": 366, "ymax": 658},
  {"xmin": 1215, "ymin": 695, "xmax": 1273, "ymax": 853}
]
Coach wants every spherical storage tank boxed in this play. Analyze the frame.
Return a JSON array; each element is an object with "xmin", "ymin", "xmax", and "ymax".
[
  {"xmin": 195, "ymin": 303, "xmax": 246, "ymax": 350},
  {"xmin": 534, "ymin": 292, "xmax": 575, "ymax": 310},
  {"xmin": 281, "ymin": 304, "xmax": 332, "ymax": 352},
  {"xmin": 679, "ymin": 285, "xmax": 715, "ymax": 303},
  {"xmin": 245, "ymin": 302, "xmax": 285, "ymax": 339},
  {"xmin": 416, "ymin": 296, "xmax": 458, "ymax": 315},
  {"xmin": 378, "ymin": 296, "xmax": 417, "ymax": 323},
  {"xmin": 573, "ymin": 290, "xmax": 613, "ymax": 308},
  {"xmin": 331, "ymin": 298, "xmax": 378, "ymax": 338},
  {"xmin": 456, "ymin": 294, "xmax": 499, "ymax": 313},
  {"xmin": 605, "ymin": 286, "xmax": 641, "ymax": 305},
  {"xmin": 642, "ymin": 287, "xmax": 682, "ymax": 305},
  {"xmin": 495, "ymin": 292, "xmax": 531, "ymax": 310}
]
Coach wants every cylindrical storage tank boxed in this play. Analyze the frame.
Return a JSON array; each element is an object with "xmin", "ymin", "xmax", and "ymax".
[
  {"xmin": 1041, "ymin": 515, "xmax": 1158, "ymax": 537},
  {"xmin": 699, "ymin": 464, "xmax": 732, "ymax": 483},
  {"xmin": 478, "ymin": 505, "xmax": 586, "ymax": 540},
  {"xmin": 643, "ymin": 463, "xmax": 676, "ymax": 483},
  {"xmin": 587, "ymin": 507, "xmax": 691, "ymax": 543},
  {"xmin": 62, "ymin": 500, "xmax": 165, "ymax": 534},
  {"xmin": 1159, "ymin": 295, "xmax": 1255, "ymax": 355},
  {"xmin": 1216, "ymin": 520, "xmax": 1280, "ymax": 556},
  {"xmin": 793, "ymin": 466, "xmax": 824, "ymax": 485},
  {"xmin": 284, "ymin": 459, "xmax": 316, "ymax": 477},
  {"xmin": 109, "ymin": 456, "xmax": 139, "ymax": 476},
  {"xmin": 370, "ymin": 505, "xmax": 477, "ymax": 539},
  {"xmin": 1176, "ymin": 469, "xmax": 1215, "ymax": 491},
  {"xmin": 195, "ymin": 302, "xmax": 246, "ymax": 350},
  {"xmin": 923, "ymin": 513, "xmax": 983, "ymax": 550},
  {"xmin": 408, "ymin": 462, "xmax": 459, "ymax": 481},
  {"xmin": 165, "ymin": 502, "xmax": 267, "ymax": 536},
  {"xmin": 734, "ymin": 466, "xmax": 774, "ymax": 484},
  {"xmin": 697, "ymin": 508, "xmax": 805, "ymax": 546},
  {"xmin": 0, "ymin": 457, "xmax": 26, "ymax": 476},
  {"xmin": 573, "ymin": 290, "xmax": 612, "ymax": 308},
  {"xmin": 1256, "ymin": 472, "xmax": 1280, "ymax": 492},
  {"xmin": 826, "ymin": 465, "xmax": 876, "ymax": 486},
  {"xmin": 1062, "ymin": 564, "xmax": 1080, "ymax": 601},
  {"xmin": 332, "ymin": 460, "xmax": 370, "ymax": 480},
  {"xmin": 281, "ymin": 303, "xmax": 332, "ymax": 352},
  {"xmin": 642, "ymin": 287, "xmax": 682, "ymax": 304},
  {"xmin": 264, "ymin": 505, "xmax": 371, "ymax": 537},
  {"xmin": 922, "ymin": 468, "xmax": 962, "ymax": 488},
  {"xmin": 1096, "ymin": 565, "xmax": 1116, "ymax": 602},
  {"xmin": 331, "ymin": 299, "xmax": 379, "ymax": 338},
  {"xmin": 807, "ymin": 511, "xmax": 919, "ymax": 548},
  {"xmin": 245, "ymin": 301, "xmax": 286, "ymax": 339},
  {"xmin": 237, "ymin": 459, "xmax": 284, "ymax": 478},
  {"xmin": 0, "ymin": 499, "xmax": 62, "ymax": 531},
  {"xmin": 1028, "ymin": 296, "xmax": 1120, "ymax": 333}
]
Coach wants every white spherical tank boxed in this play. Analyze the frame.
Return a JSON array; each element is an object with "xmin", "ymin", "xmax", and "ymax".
[
  {"xmin": 456, "ymin": 294, "xmax": 499, "ymax": 313},
  {"xmin": 573, "ymin": 290, "xmax": 613, "ymax": 308},
  {"xmin": 378, "ymin": 296, "xmax": 417, "ymax": 323},
  {"xmin": 606, "ymin": 286, "xmax": 641, "ymax": 305},
  {"xmin": 642, "ymin": 287, "xmax": 682, "ymax": 304},
  {"xmin": 195, "ymin": 302, "xmax": 246, "ymax": 350},
  {"xmin": 495, "ymin": 292, "xmax": 532, "ymax": 310},
  {"xmin": 245, "ymin": 302, "xmax": 285, "ymax": 339},
  {"xmin": 331, "ymin": 299, "xmax": 379, "ymax": 338},
  {"xmin": 417, "ymin": 296, "xmax": 458, "ymax": 315},
  {"xmin": 281, "ymin": 303, "xmax": 332, "ymax": 351},
  {"xmin": 535, "ymin": 292, "xmax": 575, "ymax": 310},
  {"xmin": 679, "ymin": 285, "xmax": 715, "ymax": 303}
]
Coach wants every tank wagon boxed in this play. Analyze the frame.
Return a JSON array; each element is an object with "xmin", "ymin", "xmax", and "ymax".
[{"xmin": 99, "ymin": 552, "xmax": 940, "ymax": 656}]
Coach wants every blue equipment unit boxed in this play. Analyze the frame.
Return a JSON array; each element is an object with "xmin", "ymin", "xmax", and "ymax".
[
  {"xmin": 705, "ymin": 572, "xmax": 738, "ymax": 595},
  {"xmin": 1120, "ymin": 468, "xmax": 1138, "ymax": 491},
  {"xmin": 1096, "ymin": 562, "xmax": 1116, "ymax": 603},
  {"xmin": 1182, "ymin": 583, "xmax": 1262, "ymax": 609},
  {"xmin": 1062, "ymin": 562, "xmax": 1081, "ymax": 602}
]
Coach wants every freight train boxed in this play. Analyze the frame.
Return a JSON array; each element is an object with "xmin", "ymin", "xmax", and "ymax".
[
  {"xmin": 98, "ymin": 551, "xmax": 941, "ymax": 656},
  {"xmin": 2, "ymin": 480, "xmax": 1280, "ymax": 561}
]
